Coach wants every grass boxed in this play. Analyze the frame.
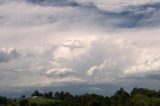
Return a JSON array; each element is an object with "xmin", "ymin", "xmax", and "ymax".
[{"xmin": 29, "ymin": 97, "xmax": 60, "ymax": 105}]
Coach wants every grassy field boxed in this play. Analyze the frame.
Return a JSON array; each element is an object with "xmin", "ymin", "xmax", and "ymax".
[{"xmin": 29, "ymin": 97, "xmax": 60, "ymax": 105}]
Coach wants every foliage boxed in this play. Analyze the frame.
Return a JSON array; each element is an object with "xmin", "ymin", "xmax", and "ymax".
[
  {"xmin": 1, "ymin": 87, "xmax": 160, "ymax": 106},
  {"xmin": 131, "ymin": 94, "xmax": 151, "ymax": 106},
  {"xmin": 0, "ymin": 96, "xmax": 7, "ymax": 104},
  {"xmin": 29, "ymin": 98, "xmax": 59, "ymax": 106}
]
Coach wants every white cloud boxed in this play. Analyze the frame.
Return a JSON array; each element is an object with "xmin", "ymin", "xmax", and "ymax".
[
  {"xmin": 87, "ymin": 59, "xmax": 117, "ymax": 76},
  {"xmin": 124, "ymin": 48, "xmax": 160, "ymax": 77},
  {"xmin": 0, "ymin": 0, "xmax": 160, "ymax": 92},
  {"xmin": 46, "ymin": 67, "xmax": 75, "ymax": 76}
]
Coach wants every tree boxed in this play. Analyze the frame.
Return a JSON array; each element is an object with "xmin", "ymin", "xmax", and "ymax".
[
  {"xmin": 111, "ymin": 87, "xmax": 130, "ymax": 106},
  {"xmin": 104, "ymin": 96, "xmax": 111, "ymax": 106},
  {"xmin": 44, "ymin": 91, "xmax": 53, "ymax": 99},
  {"xmin": 88, "ymin": 99, "xmax": 102, "ymax": 106},
  {"xmin": 131, "ymin": 94, "xmax": 151, "ymax": 106},
  {"xmin": 18, "ymin": 99, "xmax": 28, "ymax": 106},
  {"xmin": 31, "ymin": 90, "xmax": 40, "ymax": 97},
  {"xmin": 55, "ymin": 92, "xmax": 60, "ymax": 99},
  {"xmin": 0, "ymin": 96, "xmax": 7, "ymax": 104}
]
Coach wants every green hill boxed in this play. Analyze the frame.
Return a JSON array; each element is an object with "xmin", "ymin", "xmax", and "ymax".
[{"xmin": 29, "ymin": 97, "xmax": 60, "ymax": 106}]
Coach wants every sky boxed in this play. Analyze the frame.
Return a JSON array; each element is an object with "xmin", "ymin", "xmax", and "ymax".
[{"xmin": 0, "ymin": 0, "xmax": 160, "ymax": 97}]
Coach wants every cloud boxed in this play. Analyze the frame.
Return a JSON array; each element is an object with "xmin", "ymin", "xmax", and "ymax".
[
  {"xmin": 1, "ymin": 0, "xmax": 160, "ymax": 30},
  {"xmin": 0, "ymin": 48, "xmax": 19, "ymax": 62},
  {"xmin": 0, "ymin": 0, "xmax": 160, "ymax": 94},
  {"xmin": 87, "ymin": 87, "xmax": 102, "ymax": 91},
  {"xmin": 46, "ymin": 67, "xmax": 75, "ymax": 76},
  {"xmin": 124, "ymin": 49, "xmax": 160, "ymax": 77},
  {"xmin": 69, "ymin": 0, "xmax": 160, "ymax": 11},
  {"xmin": 87, "ymin": 59, "xmax": 117, "ymax": 76}
]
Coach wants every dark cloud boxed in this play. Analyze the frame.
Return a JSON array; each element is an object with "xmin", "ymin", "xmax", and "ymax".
[
  {"xmin": 26, "ymin": 0, "xmax": 81, "ymax": 7},
  {"xmin": 0, "ymin": 48, "xmax": 19, "ymax": 62},
  {"xmin": 1, "ymin": 0, "xmax": 160, "ymax": 28},
  {"xmin": 91, "ymin": 2, "xmax": 160, "ymax": 28},
  {"xmin": 25, "ymin": 0, "xmax": 160, "ymax": 28},
  {"xmin": 146, "ymin": 74, "xmax": 160, "ymax": 80}
]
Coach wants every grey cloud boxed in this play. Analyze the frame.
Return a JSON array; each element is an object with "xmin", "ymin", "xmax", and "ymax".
[
  {"xmin": 27, "ymin": 0, "xmax": 81, "ymax": 7},
  {"xmin": 0, "ymin": 48, "xmax": 19, "ymax": 62},
  {"xmin": 0, "ymin": 0, "xmax": 160, "ymax": 95},
  {"xmin": 147, "ymin": 74, "xmax": 160, "ymax": 80},
  {"xmin": 1, "ymin": 0, "xmax": 160, "ymax": 29}
]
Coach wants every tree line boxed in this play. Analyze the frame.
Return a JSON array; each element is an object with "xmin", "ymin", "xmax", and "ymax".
[{"xmin": 1, "ymin": 87, "xmax": 160, "ymax": 106}]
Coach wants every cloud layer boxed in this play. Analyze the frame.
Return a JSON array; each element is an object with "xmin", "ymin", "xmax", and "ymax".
[{"xmin": 0, "ymin": 0, "xmax": 160, "ymax": 95}]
